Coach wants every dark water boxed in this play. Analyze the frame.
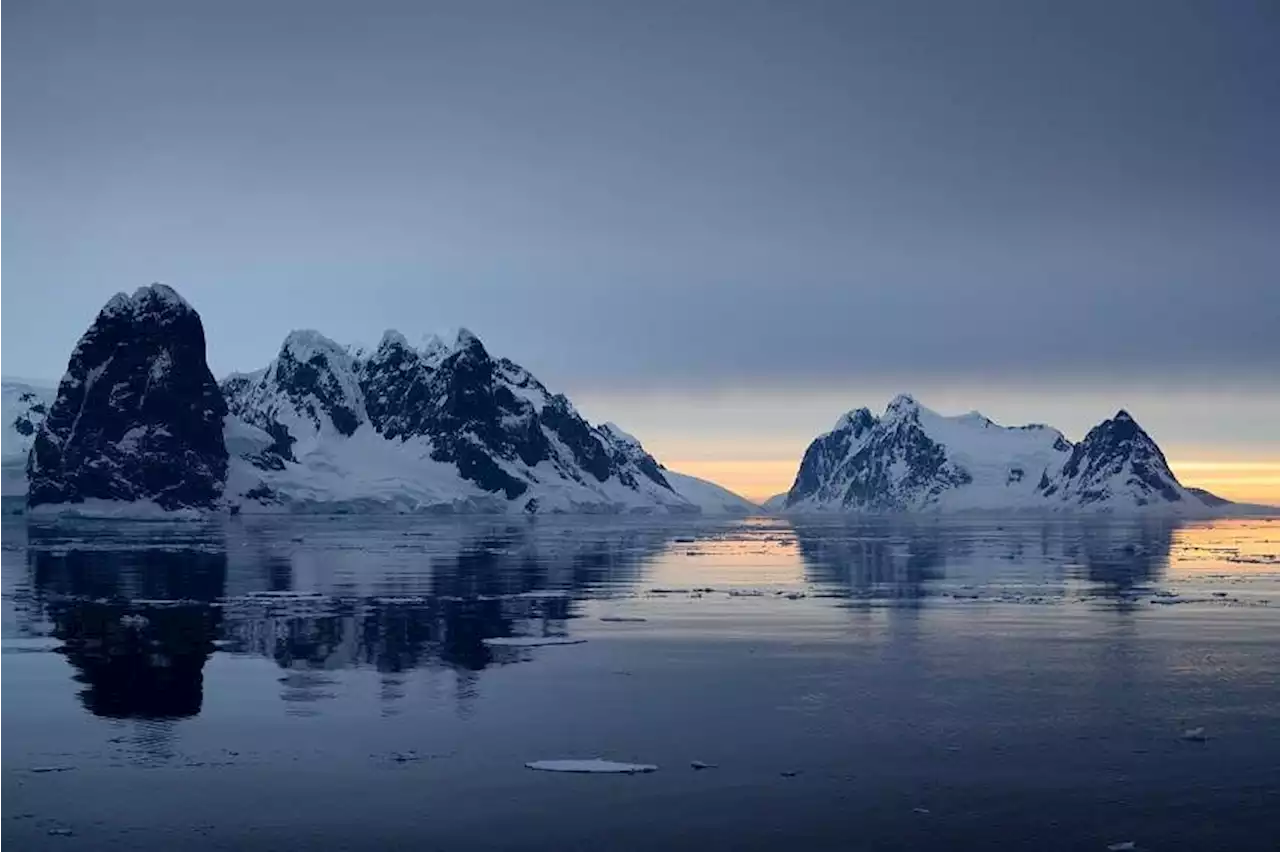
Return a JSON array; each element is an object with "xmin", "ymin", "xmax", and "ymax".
[{"xmin": 3, "ymin": 514, "xmax": 1279, "ymax": 850}]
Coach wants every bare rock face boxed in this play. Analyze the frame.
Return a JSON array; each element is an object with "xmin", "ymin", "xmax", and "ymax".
[
  {"xmin": 28, "ymin": 284, "xmax": 228, "ymax": 510},
  {"xmin": 1039, "ymin": 410, "xmax": 1189, "ymax": 508}
]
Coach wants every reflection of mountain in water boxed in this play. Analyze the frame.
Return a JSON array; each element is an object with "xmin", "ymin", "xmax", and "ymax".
[
  {"xmin": 791, "ymin": 517, "xmax": 1179, "ymax": 605},
  {"xmin": 24, "ymin": 518, "xmax": 686, "ymax": 719},
  {"xmin": 1066, "ymin": 520, "xmax": 1174, "ymax": 600},
  {"xmin": 217, "ymin": 523, "xmax": 674, "ymax": 677},
  {"xmin": 791, "ymin": 519, "xmax": 950, "ymax": 602},
  {"xmin": 31, "ymin": 542, "xmax": 226, "ymax": 719}
]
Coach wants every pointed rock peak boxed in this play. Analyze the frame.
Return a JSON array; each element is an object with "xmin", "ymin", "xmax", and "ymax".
[
  {"xmin": 377, "ymin": 329, "xmax": 411, "ymax": 351},
  {"xmin": 101, "ymin": 283, "xmax": 193, "ymax": 317},
  {"xmin": 279, "ymin": 329, "xmax": 348, "ymax": 361},
  {"xmin": 419, "ymin": 333, "xmax": 449, "ymax": 359},
  {"xmin": 833, "ymin": 407, "xmax": 876, "ymax": 433},
  {"xmin": 1088, "ymin": 408, "xmax": 1149, "ymax": 443},
  {"xmin": 883, "ymin": 393, "xmax": 923, "ymax": 421},
  {"xmin": 449, "ymin": 328, "xmax": 491, "ymax": 364},
  {"xmin": 132, "ymin": 282, "xmax": 191, "ymax": 308},
  {"xmin": 454, "ymin": 327, "xmax": 483, "ymax": 350}
]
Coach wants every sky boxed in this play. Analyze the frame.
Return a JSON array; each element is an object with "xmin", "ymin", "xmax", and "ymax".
[{"xmin": 3, "ymin": 0, "xmax": 1278, "ymax": 503}]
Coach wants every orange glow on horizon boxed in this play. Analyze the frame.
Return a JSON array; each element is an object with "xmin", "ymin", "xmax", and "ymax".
[{"xmin": 666, "ymin": 458, "xmax": 1280, "ymax": 507}]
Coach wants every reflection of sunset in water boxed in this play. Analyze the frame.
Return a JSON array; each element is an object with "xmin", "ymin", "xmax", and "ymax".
[
  {"xmin": 641, "ymin": 519, "xmax": 807, "ymax": 590},
  {"xmin": 1168, "ymin": 519, "xmax": 1280, "ymax": 576}
]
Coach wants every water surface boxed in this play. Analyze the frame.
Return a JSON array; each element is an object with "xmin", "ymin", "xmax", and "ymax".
[{"xmin": 4, "ymin": 515, "xmax": 1279, "ymax": 850}]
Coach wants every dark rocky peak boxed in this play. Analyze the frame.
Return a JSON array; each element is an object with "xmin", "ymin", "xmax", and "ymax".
[
  {"xmin": 262, "ymin": 330, "xmax": 365, "ymax": 437},
  {"xmin": 451, "ymin": 327, "xmax": 487, "ymax": 361},
  {"xmin": 785, "ymin": 407, "xmax": 878, "ymax": 506},
  {"xmin": 883, "ymin": 393, "xmax": 921, "ymax": 420},
  {"xmin": 430, "ymin": 328, "xmax": 503, "ymax": 432},
  {"xmin": 419, "ymin": 333, "xmax": 450, "ymax": 364},
  {"xmin": 599, "ymin": 423, "xmax": 673, "ymax": 490},
  {"xmin": 833, "ymin": 407, "xmax": 877, "ymax": 437},
  {"xmin": 358, "ymin": 331, "xmax": 438, "ymax": 440},
  {"xmin": 28, "ymin": 283, "xmax": 227, "ymax": 510},
  {"xmin": 1043, "ymin": 410, "xmax": 1184, "ymax": 505}
]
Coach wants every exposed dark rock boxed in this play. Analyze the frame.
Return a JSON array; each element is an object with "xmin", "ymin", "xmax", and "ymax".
[
  {"xmin": 27, "ymin": 284, "xmax": 228, "ymax": 510},
  {"xmin": 1042, "ymin": 410, "xmax": 1186, "ymax": 506}
]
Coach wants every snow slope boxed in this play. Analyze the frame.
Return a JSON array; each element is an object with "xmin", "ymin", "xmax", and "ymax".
[
  {"xmin": 222, "ymin": 329, "xmax": 704, "ymax": 514},
  {"xmin": 1039, "ymin": 410, "xmax": 1208, "ymax": 512},
  {"xmin": 660, "ymin": 469, "xmax": 760, "ymax": 516},
  {"xmin": 2, "ymin": 380, "xmax": 55, "ymax": 497},
  {"xmin": 760, "ymin": 493, "xmax": 789, "ymax": 513},
  {"xmin": 784, "ymin": 394, "xmax": 1211, "ymax": 514}
]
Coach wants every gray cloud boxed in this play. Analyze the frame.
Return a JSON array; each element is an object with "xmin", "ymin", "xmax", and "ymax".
[{"xmin": 4, "ymin": 0, "xmax": 1278, "ymax": 391}]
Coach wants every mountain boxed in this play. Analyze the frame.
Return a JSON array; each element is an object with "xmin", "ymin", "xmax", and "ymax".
[
  {"xmin": 1037, "ymin": 410, "xmax": 1195, "ymax": 509},
  {"xmin": 2, "ymin": 380, "xmax": 55, "ymax": 497},
  {"xmin": 221, "ymin": 328, "xmax": 746, "ymax": 514},
  {"xmin": 26, "ymin": 285, "xmax": 229, "ymax": 513},
  {"xmin": 783, "ymin": 395, "xmax": 1210, "ymax": 514},
  {"xmin": 661, "ymin": 470, "xmax": 760, "ymax": 515},
  {"xmin": 760, "ymin": 493, "xmax": 789, "ymax": 513},
  {"xmin": 1186, "ymin": 486, "xmax": 1231, "ymax": 507},
  {"xmin": 10, "ymin": 285, "xmax": 756, "ymax": 516}
]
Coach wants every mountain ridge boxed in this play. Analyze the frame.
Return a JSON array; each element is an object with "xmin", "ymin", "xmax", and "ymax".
[
  {"xmin": 782, "ymin": 395, "xmax": 1229, "ymax": 515},
  {"xmin": 13, "ymin": 285, "xmax": 757, "ymax": 516}
]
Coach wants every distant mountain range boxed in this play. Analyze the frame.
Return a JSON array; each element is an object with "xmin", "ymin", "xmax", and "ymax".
[
  {"xmin": 778, "ymin": 394, "xmax": 1235, "ymax": 514},
  {"xmin": 2, "ymin": 284, "xmax": 1262, "ymax": 518}
]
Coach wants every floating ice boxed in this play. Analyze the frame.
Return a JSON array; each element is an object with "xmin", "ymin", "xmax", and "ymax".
[
  {"xmin": 1181, "ymin": 727, "xmax": 1208, "ymax": 742},
  {"xmin": 483, "ymin": 636, "xmax": 586, "ymax": 647},
  {"xmin": 599, "ymin": 616, "xmax": 648, "ymax": 623},
  {"xmin": 119, "ymin": 614, "xmax": 149, "ymax": 629},
  {"xmin": 1106, "ymin": 842, "xmax": 1136, "ymax": 851},
  {"xmin": 2, "ymin": 637, "xmax": 62, "ymax": 653},
  {"xmin": 525, "ymin": 759, "xmax": 657, "ymax": 774},
  {"xmin": 690, "ymin": 760, "xmax": 717, "ymax": 770}
]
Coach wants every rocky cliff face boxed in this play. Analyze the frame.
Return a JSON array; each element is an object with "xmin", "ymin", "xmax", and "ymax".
[
  {"xmin": 783, "ymin": 395, "xmax": 1202, "ymax": 513},
  {"xmin": 1038, "ymin": 410, "xmax": 1194, "ymax": 508},
  {"xmin": 222, "ymin": 327, "xmax": 697, "ymax": 513},
  {"xmin": 786, "ymin": 395, "xmax": 1070, "ymax": 511},
  {"xmin": 27, "ymin": 284, "xmax": 228, "ymax": 511}
]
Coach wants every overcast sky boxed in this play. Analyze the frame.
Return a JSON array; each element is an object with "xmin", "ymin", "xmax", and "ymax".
[{"xmin": 4, "ymin": 0, "xmax": 1278, "ymax": 500}]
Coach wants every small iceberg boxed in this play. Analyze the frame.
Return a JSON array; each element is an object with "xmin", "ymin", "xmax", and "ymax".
[
  {"xmin": 690, "ymin": 760, "xmax": 717, "ymax": 770},
  {"xmin": 1106, "ymin": 842, "xmax": 1136, "ymax": 851},
  {"xmin": 1181, "ymin": 727, "xmax": 1208, "ymax": 742},
  {"xmin": 525, "ymin": 759, "xmax": 657, "ymax": 774},
  {"xmin": 2, "ymin": 637, "xmax": 62, "ymax": 653},
  {"xmin": 483, "ymin": 636, "xmax": 586, "ymax": 647}
]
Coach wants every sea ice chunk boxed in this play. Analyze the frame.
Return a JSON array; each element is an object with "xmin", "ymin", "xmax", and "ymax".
[
  {"xmin": 483, "ymin": 636, "xmax": 586, "ymax": 647},
  {"xmin": 525, "ymin": 759, "xmax": 657, "ymax": 774}
]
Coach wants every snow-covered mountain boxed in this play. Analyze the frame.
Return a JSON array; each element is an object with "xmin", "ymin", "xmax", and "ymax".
[
  {"xmin": 2, "ymin": 380, "xmax": 55, "ymax": 497},
  {"xmin": 1037, "ymin": 410, "xmax": 1199, "ymax": 510},
  {"xmin": 760, "ymin": 493, "xmax": 789, "ymax": 513},
  {"xmin": 783, "ymin": 394, "xmax": 1212, "ymax": 514},
  {"xmin": 219, "ymin": 326, "xmax": 731, "ymax": 514},
  {"xmin": 26, "ymin": 285, "xmax": 229, "ymax": 512},
  {"xmin": 10, "ymin": 284, "xmax": 755, "ymax": 516},
  {"xmin": 660, "ymin": 470, "xmax": 760, "ymax": 516}
]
